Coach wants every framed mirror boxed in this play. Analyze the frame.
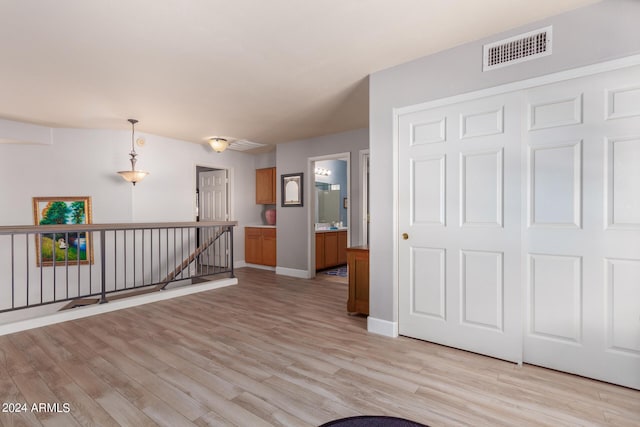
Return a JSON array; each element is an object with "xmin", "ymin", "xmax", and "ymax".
[{"xmin": 281, "ymin": 172, "xmax": 303, "ymax": 207}]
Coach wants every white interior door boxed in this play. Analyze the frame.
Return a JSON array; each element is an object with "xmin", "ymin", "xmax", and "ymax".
[
  {"xmin": 200, "ymin": 170, "xmax": 228, "ymax": 222},
  {"xmin": 522, "ymin": 65, "xmax": 640, "ymax": 390},
  {"xmin": 398, "ymin": 92, "xmax": 523, "ymax": 363},
  {"xmin": 199, "ymin": 170, "xmax": 228, "ymax": 267}
]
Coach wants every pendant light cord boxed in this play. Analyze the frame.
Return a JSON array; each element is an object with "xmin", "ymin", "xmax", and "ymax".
[{"xmin": 128, "ymin": 118, "xmax": 139, "ymax": 155}]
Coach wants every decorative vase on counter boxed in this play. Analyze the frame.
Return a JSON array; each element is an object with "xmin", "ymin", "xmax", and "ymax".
[{"xmin": 265, "ymin": 208, "xmax": 276, "ymax": 225}]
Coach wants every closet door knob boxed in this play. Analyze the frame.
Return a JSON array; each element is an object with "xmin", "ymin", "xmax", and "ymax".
[{"xmin": 402, "ymin": 233, "xmax": 409, "ymax": 240}]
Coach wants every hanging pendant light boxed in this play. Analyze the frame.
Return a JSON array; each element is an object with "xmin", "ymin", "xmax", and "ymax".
[
  {"xmin": 117, "ymin": 119, "xmax": 149, "ymax": 185},
  {"xmin": 208, "ymin": 137, "xmax": 229, "ymax": 153}
]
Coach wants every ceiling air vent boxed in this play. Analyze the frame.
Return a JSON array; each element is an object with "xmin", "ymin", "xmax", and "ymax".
[
  {"xmin": 483, "ymin": 26, "xmax": 552, "ymax": 71},
  {"xmin": 228, "ymin": 139, "xmax": 268, "ymax": 151}
]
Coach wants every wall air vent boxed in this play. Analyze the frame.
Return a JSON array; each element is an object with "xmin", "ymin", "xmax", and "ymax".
[{"xmin": 483, "ymin": 26, "xmax": 552, "ymax": 71}]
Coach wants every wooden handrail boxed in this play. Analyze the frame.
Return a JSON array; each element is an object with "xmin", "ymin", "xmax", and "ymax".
[{"xmin": 0, "ymin": 221, "xmax": 238, "ymax": 235}]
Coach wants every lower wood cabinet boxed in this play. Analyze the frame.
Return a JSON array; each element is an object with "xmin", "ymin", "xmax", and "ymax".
[
  {"xmin": 245, "ymin": 227, "xmax": 276, "ymax": 266},
  {"xmin": 315, "ymin": 230, "xmax": 347, "ymax": 270},
  {"xmin": 346, "ymin": 245, "xmax": 369, "ymax": 315},
  {"xmin": 337, "ymin": 231, "xmax": 347, "ymax": 265}
]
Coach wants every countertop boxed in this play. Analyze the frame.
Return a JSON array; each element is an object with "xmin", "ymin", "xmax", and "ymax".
[
  {"xmin": 244, "ymin": 225, "xmax": 346, "ymax": 231},
  {"xmin": 315, "ymin": 227, "xmax": 348, "ymax": 233}
]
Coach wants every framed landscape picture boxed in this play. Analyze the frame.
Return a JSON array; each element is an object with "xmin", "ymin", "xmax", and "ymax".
[{"xmin": 32, "ymin": 196, "xmax": 94, "ymax": 266}]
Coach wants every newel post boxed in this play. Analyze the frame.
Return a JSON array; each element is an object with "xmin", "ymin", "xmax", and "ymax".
[
  {"xmin": 229, "ymin": 225, "xmax": 235, "ymax": 278},
  {"xmin": 99, "ymin": 230, "xmax": 107, "ymax": 304}
]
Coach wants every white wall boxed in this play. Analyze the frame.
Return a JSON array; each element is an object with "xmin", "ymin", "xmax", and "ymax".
[
  {"xmin": 0, "ymin": 123, "xmax": 263, "ymax": 263},
  {"xmin": 275, "ymin": 128, "xmax": 369, "ymax": 274},
  {"xmin": 369, "ymin": 0, "xmax": 640, "ymax": 323}
]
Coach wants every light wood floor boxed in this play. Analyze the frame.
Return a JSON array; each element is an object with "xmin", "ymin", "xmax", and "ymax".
[
  {"xmin": 1, "ymin": 268, "xmax": 638, "ymax": 426},
  {"xmin": 315, "ymin": 267, "xmax": 348, "ymax": 284}
]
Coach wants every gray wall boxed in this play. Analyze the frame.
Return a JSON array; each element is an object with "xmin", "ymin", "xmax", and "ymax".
[
  {"xmin": 254, "ymin": 150, "xmax": 276, "ymax": 169},
  {"xmin": 369, "ymin": 0, "xmax": 640, "ymax": 323},
  {"xmin": 276, "ymin": 128, "xmax": 369, "ymax": 273}
]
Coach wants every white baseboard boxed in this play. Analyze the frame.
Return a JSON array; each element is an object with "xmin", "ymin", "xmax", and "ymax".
[
  {"xmin": 276, "ymin": 267, "xmax": 311, "ymax": 279},
  {"xmin": 241, "ymin": 262, "xmax": 276, "ymax": 271},
  {"xmin": 367, "ymin": 317, "xmax": 398, "ymax": 338},
  {"xmin": 0, "ymin": 278, "xmax": 237, "ymax": 337}
]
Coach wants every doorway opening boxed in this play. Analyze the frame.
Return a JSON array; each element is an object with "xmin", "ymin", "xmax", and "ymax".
[{"xmin": 308, "ymin": 153, "xmax": 350, "ymax": 281}]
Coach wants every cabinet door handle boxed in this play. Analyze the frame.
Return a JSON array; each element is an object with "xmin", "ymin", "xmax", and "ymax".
[{"xmin": 402, "ymin": 233, "xmax": 409, "ymax": 240}]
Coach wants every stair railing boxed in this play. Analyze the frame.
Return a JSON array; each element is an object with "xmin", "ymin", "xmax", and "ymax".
[{"xmin": 0, "ymin": 221, "xmax": 236, "ymax": 313}]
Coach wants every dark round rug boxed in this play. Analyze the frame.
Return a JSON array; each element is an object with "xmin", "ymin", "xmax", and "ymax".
[{"xmin": 319, "ymin": 415, "xmax": 428, "ymax": 427}]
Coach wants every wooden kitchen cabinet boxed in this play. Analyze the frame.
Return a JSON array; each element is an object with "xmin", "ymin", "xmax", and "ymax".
[
  {"xmin": 347, "ymin": 245, "xmax": 369, "ymax": 315},
  {"xmin": 245, "ymin": 227, "xmax": 276, "ymax": 266},
  {"xmin": 315, "ymin": 230, "xmax": 348, "ymax": 270},
  {"xmin": 315, "ymin": 233, "xmax": 325, "ymax": 270},
  {"xmin": 256, "ymin": 167, "xmax": 276, "ymax": 204},
  {"xmin": 324, "ymin": 232, "xmax": 339, "ymax": 267},
  {"xmin": 245, "ymin": 228, "xmax": 262, "ymax": 264},
  {"xmin": 338, "ymin": 230, "xmax": 347, "ymax": 265},
  {"xmin": 261, "ymin": 227, "xmax": 277, "ymax": 266}
]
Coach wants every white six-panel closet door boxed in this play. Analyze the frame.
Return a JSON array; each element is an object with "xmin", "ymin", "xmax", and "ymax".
[
  {"xmin": 522, "ymin": 65, "xmax": 640, "ymax": 390},
  {"xmin": 397, "ymin": 63, "xmax": 640, "ymax": 390},
  {"xmin": 398, "ymin": 91, "xmax": 523, "ymax": 364}
]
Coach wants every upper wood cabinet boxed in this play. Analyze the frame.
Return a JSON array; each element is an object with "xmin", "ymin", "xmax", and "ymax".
[{"xmin": 256, "ymin": 167, "xmax": 276, "ymax": 204}]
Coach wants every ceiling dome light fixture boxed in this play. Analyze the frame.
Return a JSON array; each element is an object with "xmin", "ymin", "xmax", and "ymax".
[
  {"xmin": 208, "ymin": 137, "xmax": 229, "ymax": 153},
  {"xmin": 117, "ymin": 119, "xmax": 149, "ymax": 185}
]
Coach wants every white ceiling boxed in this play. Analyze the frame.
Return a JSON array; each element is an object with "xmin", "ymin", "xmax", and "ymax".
[{"xmin": 0, "ymin": 0, "xmax": 599, "ymax": 147}]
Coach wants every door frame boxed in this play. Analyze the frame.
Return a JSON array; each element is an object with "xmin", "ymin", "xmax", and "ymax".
[
  {"xmin": 359, "ymin": 149, "xmax": 370, "ymax": 246},
  {"xmin": 307, "ymin": 152, "xmax": 351, "ymax": 277},
  {"xmin": 391, "ymin": 54, "xmax": 640, "ymax": 335}
]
